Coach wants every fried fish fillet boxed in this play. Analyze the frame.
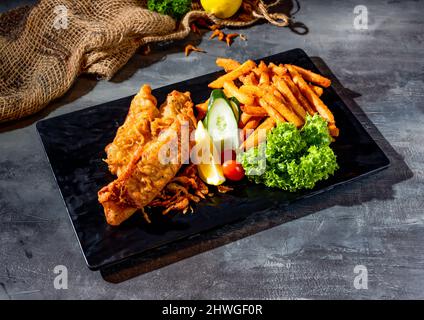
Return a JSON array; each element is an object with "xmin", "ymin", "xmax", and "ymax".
[
  {"xmin": 105, "ymin": 85, "xmax": 159, "ymax": 177},
  {"xmin": 98, "ymin": 88, "xmax": 196, "ymax": 226}
]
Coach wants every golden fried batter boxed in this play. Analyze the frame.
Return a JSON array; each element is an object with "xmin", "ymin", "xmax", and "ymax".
[
  {"xmin": 105, "ymin": 85, "xmax": 159, "ymax": 177},
  {"xmin": 98, "ymin": 88, "xmax": 196, "ymax": 226}
]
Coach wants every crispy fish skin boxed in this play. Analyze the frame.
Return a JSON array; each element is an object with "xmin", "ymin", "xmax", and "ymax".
[
  {"xmin": 105, "ymin": 85, "xmax": 159, "ymax": 177},
  {"xmin": 98, "ymin": 90, "xmax": 195, "ymax": 226}
]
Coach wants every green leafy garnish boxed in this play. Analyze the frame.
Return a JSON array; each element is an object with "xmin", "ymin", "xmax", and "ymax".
[
  {"xmin": 147, "ymin": 0, "xmax": 191, "ymax": 20},
  {"xmin": 239, "ymin": 114, "xmax": 339, "ymax": 192}
]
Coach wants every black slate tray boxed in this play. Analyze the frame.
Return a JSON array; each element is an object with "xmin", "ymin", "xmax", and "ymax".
[{"xmin": 36, "ymin": 49, "xmax": 390, "ymax": 270}]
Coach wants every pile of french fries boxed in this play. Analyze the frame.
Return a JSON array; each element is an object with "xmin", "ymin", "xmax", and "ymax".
[{"xmin": 196, "ymin": 58, "xmax": 339, "ymax": 151}]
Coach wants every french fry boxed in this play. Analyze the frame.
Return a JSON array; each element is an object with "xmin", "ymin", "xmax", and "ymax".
[
  {"xmin": 259, "ymin": 98, "xmax": 286, "ymax": 123},
  {"xmin": 259, "ymin": 62, "xmax": 270, "ymax": 85},
  {"xmin": 240, "ymin": 117, "xmax": 263, "ymax": 145},
  {"xmin": 195, "ymin": 99, "xmax": 209, "ymax": 120},
  {"xmin": 267, "ymin": 84, "xmax": 284, "ymax": 100},
  {"xmin": 268, "ymin": 62, "xmax": 277, "ymax": 70},
  {"xmin": 290, "ymin": 64, "xmax": 331, "ymax": 88},
  {"xmin": 241, "ymin": 105, "xmax": 269, "ymax": 117},
  {"xmin": 240, "ymin": 116, "xmax": 259, "ymax": 141},
  {"xmin": 239, "ymin": 112, "xmax": 252, "ymax": 128},
  {"xmin": 216, "ymin": 57, "xmax": 241, "ymax": 72},
  {"xmin": 243, "ymin": 117, "xmax": 262, "ymax": 136},
  {"xmin": 209, "ymin": 60, "xmax": 256, "ymax": 89},
  {"xmin": 239, "ymin": 72, "xmax": 258, "ymax": 86},
  {"xmin": 252, "ymin": 61, "xmax": 267, "ymax": 76},
  {"xmin": 223, "ymin": 80, "xmax": 254, "ymax": 105},
  {"xmin": 269, "ymin": 62, "xmax": 287, "ymax": 76},
  {"xmin": 239, "ymin": 75, "xmax": 247, "ymax": 84},
  {"xmin": 328, "ymin": 124, "xmax": 339, "ymax": 137},
  {"xmin": 240, "ymin": 117, "xmax": 276, "ymax": 150},
  {"xmin": 252, "ymin": 68, "xmax": 261, "ymax": 77},
  {"xmin": 262, "ymin": 92, "xmax": 303, "ymax": 127},
  {"xmin": 240, "ymin": 84, "xmax": 265, "ymax": 98},
  {"xmin": 273, "ymin": 76, "xmax": 307, "ymax": 119},
  {"xmin": 259, "ymin": 71, "xmax": 270, "ymax": 85},
  {"xmin": 286, "ymin": 64, "xmax": 335, "ymax": 124},
  {"xmin": 260, "ymin": 83, "xmax": 280, "ymax": 100},
  {"xmin": 195, "ymin": 100, "xmax": 208, "ymax": 113},
  {"xmin": 309, "ymin": 84, "xmax": 324, "ymax": 97},
  {"xmin": 282, "ymin": 74, "xmax": 316, "ymax": 115},
  {"xmin": 258, "ymin": 61, "xmax": 268, "ymax": 72}
]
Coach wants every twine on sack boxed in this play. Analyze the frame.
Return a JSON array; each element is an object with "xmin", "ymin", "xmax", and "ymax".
[
  {"xmin": 0, "ymin": 0, "xmax": 289, "ymax": 123},
  {"xmin": 254, "ymin": 0, "xmax": 290, "ymax": 27}
]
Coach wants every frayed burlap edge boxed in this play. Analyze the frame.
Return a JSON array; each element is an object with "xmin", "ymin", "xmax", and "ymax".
[{"xmin": 0, "ymin": 0, "xmax": 289, "ymax": 123}]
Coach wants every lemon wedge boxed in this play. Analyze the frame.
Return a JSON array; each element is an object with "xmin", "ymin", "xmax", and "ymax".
[
  {"xmin": 194, "ymin": 121, "xmax": 225, "ymax": 186},
  {"xmin": 200, "ymin": 0, "xmax": 242, "ymax": 19}
]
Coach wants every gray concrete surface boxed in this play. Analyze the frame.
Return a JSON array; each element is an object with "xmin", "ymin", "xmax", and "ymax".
[{"xmin": 1, "ymin": 0, "xmax": 423, "ymax": 299}]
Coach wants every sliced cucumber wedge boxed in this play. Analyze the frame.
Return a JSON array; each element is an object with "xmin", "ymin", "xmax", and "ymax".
[
  {"xmin": 229, "ymin": 97, "xmax": 241, "ymax": 123},
  {"xmin": 206, "ymin": 90, "xmax": 239, "ymax": 150}
]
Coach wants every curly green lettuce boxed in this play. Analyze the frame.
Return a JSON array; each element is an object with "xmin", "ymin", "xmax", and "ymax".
[
  {"xmin": 300, "ymin": 112, "xmax": 332, "ymax": 147},
  {"xmin": 239, "ymin": 114, "xmax": 338, "ymax": 192},
  {"xmin": 147, "ymin": 0, "xmax": 191, "ymax": 20}
]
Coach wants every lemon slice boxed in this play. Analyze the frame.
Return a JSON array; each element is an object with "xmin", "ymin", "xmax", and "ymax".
[
  {"xmin": 200, "ymin": 0, "xmax": 242, "ymax": 19},
  {"xmin": 194, "ymin": 121, "xmax": 225, "ymax": 186}
]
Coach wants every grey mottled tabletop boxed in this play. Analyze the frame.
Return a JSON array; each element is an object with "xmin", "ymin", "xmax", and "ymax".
[{"xmin": 1, "ymin": 0, "xmax": 423, "ymax": 299}]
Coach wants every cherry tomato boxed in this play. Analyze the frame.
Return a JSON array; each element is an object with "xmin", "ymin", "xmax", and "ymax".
[
  {"xmin": 220, "ymin": 149, "xmax": 236, "ymax": 164},
  {"xmin": 222, "ymin": 160, "xmax": 245, "ymax": 181}
]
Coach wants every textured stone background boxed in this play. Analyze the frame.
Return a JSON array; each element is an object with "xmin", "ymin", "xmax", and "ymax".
[{"xmin": 0, "ymin": 0, "xmax": 423, "ymax": 299}]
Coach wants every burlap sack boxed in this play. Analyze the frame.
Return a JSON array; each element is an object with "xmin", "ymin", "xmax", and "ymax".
[{"xmin": 0, "ymin": 0, "xmax": 288, "ymax": 123}]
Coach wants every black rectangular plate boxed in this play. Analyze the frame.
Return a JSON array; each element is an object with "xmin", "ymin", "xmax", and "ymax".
[{"xmin": 37, "ymin": 49, "xmax": 390, "ymax": 270}]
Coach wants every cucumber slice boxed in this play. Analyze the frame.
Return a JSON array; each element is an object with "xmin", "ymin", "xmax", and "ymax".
[
  {"xmin": 229, "ymin": 97, "xmax": 241, "ymax": 123},
  {"xmin": 205, "ymin": 90, "xmax": 240, "ymax": 124},
  {"xmin": 203, "ymin": 90, "xmax": 223, "ymax": 126},
  {"xmin": 206, "ymin": 91, "xmax": 239, "ymax": 150},
  {"xmin": 207, "ymin": 89, "xmax": 228, "ymax": 111}
]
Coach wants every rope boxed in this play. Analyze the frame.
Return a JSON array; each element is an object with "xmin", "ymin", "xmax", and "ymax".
[{"xmin": 254, "ymin": 0, "xmax": 290, "ymax": 27}]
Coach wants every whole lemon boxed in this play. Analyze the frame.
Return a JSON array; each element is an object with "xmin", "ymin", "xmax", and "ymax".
[{"xmin": 201, "ymin": 0, "xmax": 242, "ymax": 19}]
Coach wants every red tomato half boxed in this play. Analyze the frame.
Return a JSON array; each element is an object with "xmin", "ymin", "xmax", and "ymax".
[{"xmin": 222, "ymin": 160, "xmax": 245, "ymax": 181}]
